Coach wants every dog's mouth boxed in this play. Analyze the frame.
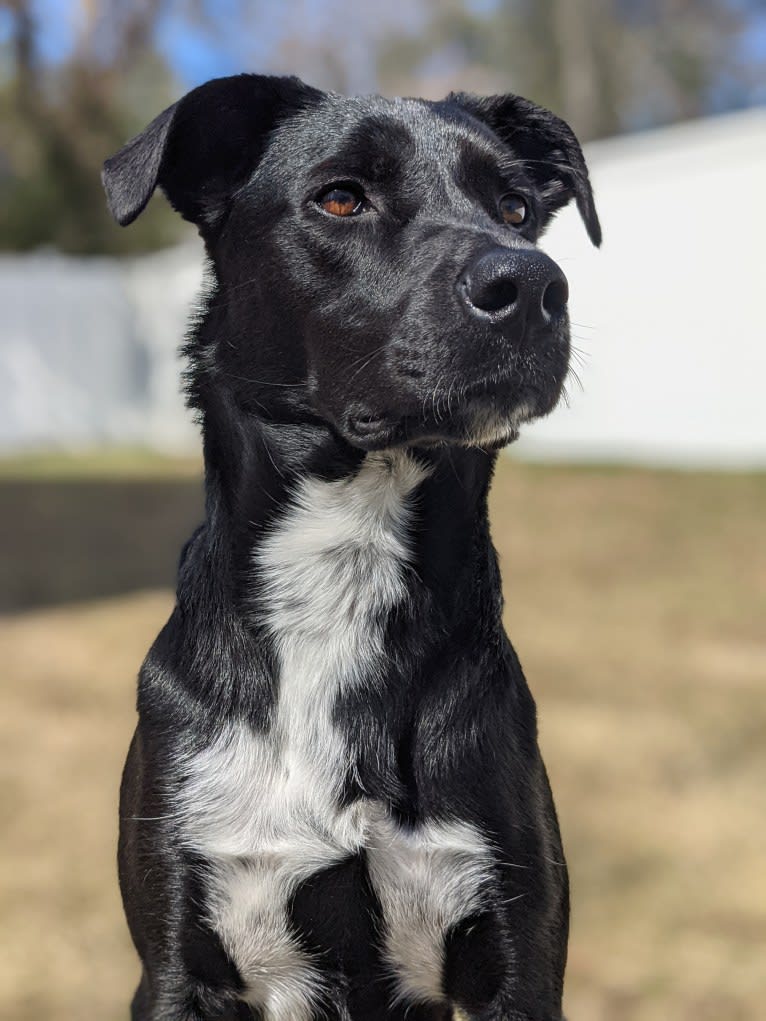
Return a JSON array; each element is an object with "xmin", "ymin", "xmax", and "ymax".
[{"xmin": 342, "ymin": 372, "xmax": 552, "ymax": 451}]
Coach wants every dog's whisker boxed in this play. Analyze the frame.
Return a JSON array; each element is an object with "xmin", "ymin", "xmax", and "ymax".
[
  {"xmin": 433, "ymin": 375, "xmax": 446, "ymax": 423},
  {"xmin": 260, "ymin": 434, "xmax": 288, "ymax": 482},
  {"xmin": 346, "ymin": 343, "xmax": 389, "ymax": 383},
  {"xmin": 223, "ymin": 371, "xmax": 307, "ymax": 390},
  {"xmin": 568, "ymin": 349, "xmax": 588, "ymax": 371},
  {"xmin": 126, "ymin": 815, "xmax": 174, "ymax": 821}
]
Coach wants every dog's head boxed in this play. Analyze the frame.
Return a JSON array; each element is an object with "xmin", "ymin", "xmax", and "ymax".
[{"xmin": 103, "ymin": 74, "xmax": 600, "ymax": 451}]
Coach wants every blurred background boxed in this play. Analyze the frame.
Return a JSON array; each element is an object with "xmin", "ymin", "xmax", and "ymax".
[{"xmin": 1, "ymin": 2, "xmax": 764, "ymax": 1019}]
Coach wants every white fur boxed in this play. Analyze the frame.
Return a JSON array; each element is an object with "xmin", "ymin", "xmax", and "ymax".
[
  {"xmin": 258, "ymin": 449, "xmax": 428, "ymax": 674},
  {"xmin": 465, "ymin": 399, "xmax": 534, "ymax": 448},
  {"xmin": 176, "ymin": 451, "xmax": 492, "ymax": 1016},
  {"xmin": 367, "ymin": 816, "xmax": 494, "ymax": 1004},
  {"xmin": 178, "ymin": 726, "xmax": 369, "ymax": 1020}
]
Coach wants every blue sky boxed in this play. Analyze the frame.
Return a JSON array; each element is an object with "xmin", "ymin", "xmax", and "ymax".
[{"xmin": 2, "ymin": 0, "xmax": 764, "ymax": 103}]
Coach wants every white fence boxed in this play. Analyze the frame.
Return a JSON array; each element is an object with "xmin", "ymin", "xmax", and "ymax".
[
  {"xmin": 0, "ymin": 242, "xmax": 202, "ymax": 453},
  {"xmin": 1, "ymin": 108, "xmax": 764, "ymax": 467}
]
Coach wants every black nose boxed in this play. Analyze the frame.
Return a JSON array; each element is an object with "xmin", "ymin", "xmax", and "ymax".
[{"xmin": 458, "ymin": 247, "xmax": 569, "ymax": 325}]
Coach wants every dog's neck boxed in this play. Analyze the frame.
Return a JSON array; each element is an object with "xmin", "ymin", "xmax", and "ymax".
[
  {"xmin": 196, "ymin": 410, "xmax": 500, "ymax": 632},
  {"xmin": 163, "ymin": 410, "xmax": 506, "ymax": 723}
]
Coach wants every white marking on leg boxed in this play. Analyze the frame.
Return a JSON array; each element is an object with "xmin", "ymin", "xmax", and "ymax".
[{"xmin": 367, "ymin": 815, "xmax": 494, "ymax": 1005}]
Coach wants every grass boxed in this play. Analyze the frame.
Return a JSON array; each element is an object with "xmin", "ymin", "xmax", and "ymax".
[
  {"xmin": 0, "ymin": 455, "xmax": 764, "ymax": 1020},
  {"xmin": 0, "ymin": 447, "xmax": 202, "ymax": 479}
]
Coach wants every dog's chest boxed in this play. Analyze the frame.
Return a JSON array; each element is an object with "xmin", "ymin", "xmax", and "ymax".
[
  {"xmin": 177, "ymin": 453, "xmax": 492, "ymax": 1019},
  {"xmin": 181, "ymin": 728, "xmax": 491, "ymax": 1018}
]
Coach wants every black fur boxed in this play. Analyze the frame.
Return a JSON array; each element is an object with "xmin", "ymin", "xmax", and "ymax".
[{"xmin": 103, "ymin": 73, "xmax": 600, "ymax": 1021}]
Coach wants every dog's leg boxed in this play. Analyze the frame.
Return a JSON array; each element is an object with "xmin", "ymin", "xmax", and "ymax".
[
  {"xmin": 121, "ymin": 733, "xmax": 253, "ymax": 1021},
  {"xmin": 130, "ymin": 974, "xmax": 254, "ymax": 1021},
  {"xmin": 130, "ymin": 972, "xmax": 151, "ymax": 1020},
  {"xmin": 441, "ymin": 855, "xmax": 567, "ymax": 1021},
  {"xmin": 461, "ymin": 1006, "xmax": 568, "ymax": 1021}
]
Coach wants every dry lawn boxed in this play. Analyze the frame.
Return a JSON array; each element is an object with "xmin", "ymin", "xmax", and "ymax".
[{"xmin": 1, "ymin": 458, "xmax": 764, "ymax": 1020}]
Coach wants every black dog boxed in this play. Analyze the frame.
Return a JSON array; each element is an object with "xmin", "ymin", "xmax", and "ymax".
[{"xmin": 103, "ymin": 73, "xmax": 600, "ymax": 1021}]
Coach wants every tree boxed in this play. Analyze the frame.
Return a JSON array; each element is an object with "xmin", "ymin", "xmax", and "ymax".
[
  {"xmin": 0, "ymin": 0, "xmax": 182, "ymax": 254},
  {"xmin": 376, "ymin": 0, "xmax": 763, "ymax": 142}
]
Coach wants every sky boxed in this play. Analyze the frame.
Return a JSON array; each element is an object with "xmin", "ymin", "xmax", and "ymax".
[
  {"xmin": 0, "ymin": 0, "xmax": 421, "ymax": 94},
  {"xmin": 1, "ymin": 0, "xmax": 765, "ymax": 105}
]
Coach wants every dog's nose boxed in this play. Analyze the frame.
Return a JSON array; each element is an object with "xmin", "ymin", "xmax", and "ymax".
[{"xmin": 458, "ymin": 248, "xmax": 569, "ymax": 325}]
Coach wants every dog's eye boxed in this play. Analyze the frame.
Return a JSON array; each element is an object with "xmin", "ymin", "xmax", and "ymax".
[
  {"xmin": 317, "ymin": 185, "xmax": 365, "ymax": 217},
  {"xmin": 499, "ymin": 193, "xmax": 528, "ymax": 226}
]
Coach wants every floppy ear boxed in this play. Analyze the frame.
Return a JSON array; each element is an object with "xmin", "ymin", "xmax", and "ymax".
[
  {"xmin": 102, "ymin": 74, "xmax": 323, "ymax": 230},
  {"xmin": 449, "ymin": 92, "xmax": 602, "ymax": 247}
]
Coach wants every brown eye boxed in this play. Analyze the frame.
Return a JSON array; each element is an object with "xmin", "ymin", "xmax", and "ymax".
[
  {"xmin": 499, "ymin": 193, "xmax": 528, "ymax": 226},
  {"xmin": 317, "ymin": 185, "xmax": 364, "ymax": 217}
]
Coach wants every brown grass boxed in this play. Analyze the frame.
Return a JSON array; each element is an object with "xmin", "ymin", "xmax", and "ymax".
[{"xmin": 1, "ymin": 458, "xmax": 764, "ymax": 1020}]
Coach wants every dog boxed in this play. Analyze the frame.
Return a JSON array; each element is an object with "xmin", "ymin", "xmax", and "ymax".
[{"xmin": 102, "ymin": 73, "xmax": 600, "ymax": 1021}]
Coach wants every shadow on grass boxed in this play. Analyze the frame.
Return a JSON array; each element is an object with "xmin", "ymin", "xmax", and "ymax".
[{"xmin": 0, "ymin": 478, "xmax": 204, "ymax": 612}]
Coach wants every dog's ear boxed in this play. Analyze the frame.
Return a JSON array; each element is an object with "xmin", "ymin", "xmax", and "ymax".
[
  {"xmin": 102, "ymin": 74, "xmax": 323, "ymax": 230},
  {"xmin": 450, "ymin": 92, "xmax": 602, "ymax": 247}
]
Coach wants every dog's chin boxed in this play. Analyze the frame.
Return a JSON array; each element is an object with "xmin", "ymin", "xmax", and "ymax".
[{"xmin": 340, "ymin": 390, "xmax": 550, "ymax": 453}]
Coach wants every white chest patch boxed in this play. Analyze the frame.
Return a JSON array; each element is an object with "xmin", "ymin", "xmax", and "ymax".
[{"xmin": 176, "ymin": 452, "xmax": 492, "ymax": 1018}]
